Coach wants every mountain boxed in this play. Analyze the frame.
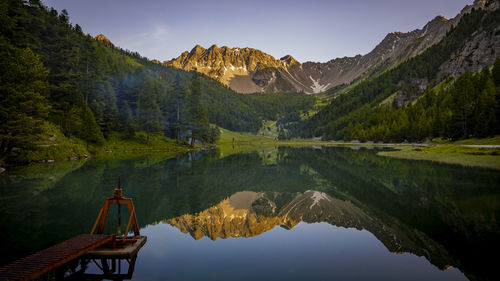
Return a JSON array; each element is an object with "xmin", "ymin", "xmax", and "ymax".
[
  {"xmin": 437, "ymin": 0, "xmax": 500, "ymax": 79},
  {"xmin": 294, "ymin": 0, "xmax": 500, "ymax": 141},
  {"xmin": 165, "ymin": 45, "xmax": 300, "ymax": 93},
  {"xmin": 165, "ymin": 0, "xmax": 491, "ymax": 94}
]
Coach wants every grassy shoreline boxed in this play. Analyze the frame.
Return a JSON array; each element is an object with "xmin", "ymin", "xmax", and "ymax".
[
  {"xmin": 376, "ymin": 136, "xmax": 500, "ymax": 170},
  {"xmin": 2, "ymin": 127, "xmax": 499, "ymax": 172},
  {"xmin": 218, "ymin": 129, "xmax": 500, "ymax": 170},
  {"xmin": 0, "ymin": 130, "xmax": 191, "ymax": 169},
  {"xmin": 93, "ymin": 132, "xmax": 191, "ymax": 158},
  {"xmin": 377, "ymin": 146, "xmax": 500, "ymax": 170}
]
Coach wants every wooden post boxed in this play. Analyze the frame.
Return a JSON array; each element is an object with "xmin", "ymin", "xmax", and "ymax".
[
  {"xmin": 91, "ymin": 178, "xmax": 140, "ymax": 237},
  {"xmin": 90, "ymin": 208, "xmax": 103, "ymax": 235},
  {"xmin": 126, "ymin": 200, "xmax": 140, "ymax": 236},
  {"xmin": 117, "ymin": 203, "xmax": 121, "ymax": 235},
  {"xmin": 97, "ymin": 200, "xmax": 110, "ymax": 234},
  {"xmin": 92, "ymin": 199, "xmax": 140, "ymax": 236}
]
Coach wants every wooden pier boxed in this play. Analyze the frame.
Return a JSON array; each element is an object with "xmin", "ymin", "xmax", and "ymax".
[
  {"xmin": 0, "ymin": 234, "xmax": 113, "ymax": 281},
  {"xmin": 0, "ymin": 178, "xmax": 146, "ymax": 280}
]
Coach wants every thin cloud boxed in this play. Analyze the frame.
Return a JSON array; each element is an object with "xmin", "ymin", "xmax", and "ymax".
[{"xmin": 115, "ymin": 24, "xmax": 171, "ymax": 60}]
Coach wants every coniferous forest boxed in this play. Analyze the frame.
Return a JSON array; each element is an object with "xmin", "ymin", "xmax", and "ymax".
[
  {"xmin": 0, "ymin": 0, "xmax": 315, "ymax": 163},
  {"xmin": 292, "ymin": 7, "xmax": 500, "ymax": 141},
  {"xmin": 293, "ymin": 62, "xmax": 500, "ymax": 142}
]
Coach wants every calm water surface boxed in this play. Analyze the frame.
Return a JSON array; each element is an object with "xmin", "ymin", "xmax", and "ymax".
[{"xmin": 0, "ymin": 147, "xmax": 499, "ymax": 281}]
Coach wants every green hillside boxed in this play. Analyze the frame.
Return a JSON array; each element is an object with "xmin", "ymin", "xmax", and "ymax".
[{"xmin": 294, "ymin": 7, "xmax": 500, "ymax": 141}]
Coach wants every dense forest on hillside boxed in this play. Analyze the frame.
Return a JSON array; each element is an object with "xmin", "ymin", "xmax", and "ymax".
[
  {"xmin": 294, "ymin": 7, "xmax": 500, "ymax": 141},
  {"xmin": 337, "ymin": 64, "xmax": 499, "ymax": 142},
  {"xmin": 0, "ymin": 0, "xmax": 315, "ymax": 163}
]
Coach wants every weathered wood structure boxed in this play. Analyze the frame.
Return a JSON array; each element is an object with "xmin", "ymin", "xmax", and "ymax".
[
  {"xmin": 91, "ymin": 177, "xmax": 141, "ymax": 237},
  {"xmin": 0, "ymin": 234, "xmax": 113, "ymax": 281},
  {"xmin": 0, "ymin": 178, "xmax": 146, "ymax": 280}
]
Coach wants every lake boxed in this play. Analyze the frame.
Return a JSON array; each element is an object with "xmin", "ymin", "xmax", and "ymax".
[{"xmin": 0, "ymin": 146, "xmax": 499, "ymax": 281}]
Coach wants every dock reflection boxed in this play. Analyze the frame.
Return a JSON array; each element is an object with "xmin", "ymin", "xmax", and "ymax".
[{"xmin": 62, "ymin": 255, "xmax": 136, "ymax": 281}]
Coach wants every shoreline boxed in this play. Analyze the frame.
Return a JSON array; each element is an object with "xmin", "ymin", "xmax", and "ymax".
[{"xmin": 2, "ymin": 133, "xmax": 499, "ymax": 172}]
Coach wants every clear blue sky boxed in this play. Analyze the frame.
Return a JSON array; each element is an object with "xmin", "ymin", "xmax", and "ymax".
[{"xmin": 43, "ymin": 0, "xmax": 472, "ymax": 63}]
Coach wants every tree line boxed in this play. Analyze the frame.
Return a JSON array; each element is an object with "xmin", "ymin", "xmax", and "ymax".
[{"xmin": 340, "ymin": 63, "xmax": 499, "ymax": 142}]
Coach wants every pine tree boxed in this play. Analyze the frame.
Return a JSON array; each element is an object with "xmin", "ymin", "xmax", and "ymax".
[
  {"xmin": 208, "ymin": 126, "xmax": 221, "ymax": 143},
  {"xmin": 119, "ymin": 100, "xmax": 134, "ymax": 137},
  {"xmin": 187, "ymin": 75, "xmax": 209, "ymax": 147},
  {"xmin": 473, "ymin": 79, "xmax": 497, "ymax": 137},
  {"xmin": 0, "ymin": 47, "xmax": 50, "ymax": 159},
  {"xmin": 451, "ymin": 72, "xmax": 475, "ymax": 139},
  {"xmin": 492, "ymin": 58, "xmax": 500, "ymax": 86},
  {"xmin": 79, "ymin": 105, "xmax": 104, "ymax": 148},
  {"xmin": 167, "ymin": 81, "xmax": 188, "ymax": 143},
  {"xmin": 136, "ymin": 80, "xmax": 161, "ymax": 145}
]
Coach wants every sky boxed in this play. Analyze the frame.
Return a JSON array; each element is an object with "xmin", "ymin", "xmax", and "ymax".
[{"xmin": 42, "ymin": 0, "xmax": 472, "ymax": 63}]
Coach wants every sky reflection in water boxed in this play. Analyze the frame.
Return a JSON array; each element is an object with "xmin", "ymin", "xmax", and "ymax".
[{"xmin": 135, "ymin": 222, "xmax": 466, "ymax": 281}]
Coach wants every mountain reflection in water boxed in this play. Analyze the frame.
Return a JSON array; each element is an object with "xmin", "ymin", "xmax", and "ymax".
[
  {"xmin": 166, "ymin": 190, "xmax": 456, "ymax": 271},
  {"xmin": 0, "ymin": 146, "xmax": 498, "ymax": 281},
  {"xmin": 168, "ymin": 190, "xmax": 392, "ymax": 240}
]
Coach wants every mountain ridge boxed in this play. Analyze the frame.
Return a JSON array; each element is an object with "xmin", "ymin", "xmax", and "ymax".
[{"xmin": 165, "ymin": 0, "xmax": 493, "ymax": 94}]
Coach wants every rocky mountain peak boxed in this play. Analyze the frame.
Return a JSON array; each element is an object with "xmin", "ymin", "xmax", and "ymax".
[
  {"xmin": 208, "ymin": 44, "xmax": 219, "ymax": 51},
  {"xmin": 416, "ymin": 15, "xmax": 451, "ymax": 40},
  {"xmin": 165, "ymin": 44, "xmax": 287, "ymax": 92},
  {"xmin": 94, "ymin": 34, "xmax": 114, "ymax": 48},
  {"xmin": 473, "ymin": 0, "xmax": 487, "ymax": 8},
  {"xmin": 190, "ymin": 44, "xmax": 205, "ymax": 55},
  {"xmin": 280, "ymin": 55, "xmax": 299, "ymax": 67},
  {"xmin": 382, "ymin": 32, "xmax": 402, "ymax": 43},
  {"xmin": 437, "ymin": 15, "xmax": 449, "ymax": 22},
  {"xmin": 424, "ymin": 15, "xmax": 449, "ymax": 29},
  {"xmin": 460, "ymin": 0, "xmax": 496, "ymax": 16},
  {"xmin": 431, "ymin": 15, "xmax": 449, "ymax": 24}
]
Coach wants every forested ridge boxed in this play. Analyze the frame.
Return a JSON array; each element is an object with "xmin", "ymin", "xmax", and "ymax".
[
  {"xmin": 0, "ymin": 0, "xmax": 315, "ymax": 163},
  {"xmin": 293, "ymin": 6, "xmax": 500, "ymax": 141}
]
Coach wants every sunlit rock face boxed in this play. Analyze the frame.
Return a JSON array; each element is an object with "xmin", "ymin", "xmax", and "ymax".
[
  {"xmin": 164, "ymin": 20, "xmax": 450, "ymax": 95},
  {"xmin": 165, "ymin": 45, "xmax": 298, "ymax": 94},
  {"xmin": 165, "ymin": 1, "xmax": 497, "ymax": 95},
  {"xmin": 94, "ymin": 34, "xmax": 115, "ymax": 48}
]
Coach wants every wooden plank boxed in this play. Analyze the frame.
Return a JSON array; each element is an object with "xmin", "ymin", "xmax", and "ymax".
[
  {"xmin": 90, "ymin": 207, "xmax": 104, "ymax": 234},
  {"xmin": 85, "ymin": 236, "xmax": 147, "ymax": 258},
  {"xmin": 126, "ymin": 200, "xmax": 140, "ymax": 235},
  {"xmin": 0, "ymin": 234, "xmax": 112, "ymax": 281},
  {"xmin": 97, "ymin": 200, "xmax": 110, "ymax": 234},
  {"xmin": 124, "ymin": 203, "xmax": 135, "ymax": 238}
]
